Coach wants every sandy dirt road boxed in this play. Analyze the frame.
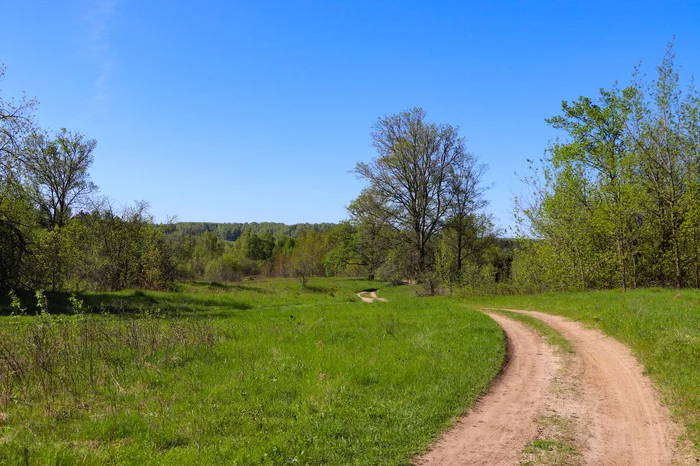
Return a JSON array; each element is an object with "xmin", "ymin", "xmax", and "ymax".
[
  {"xmin": 357, "ymin": 291, "xmax": 387, "ymax": 302},
  {"xmin": 415, "ymin": 313, "xmax": 559, "ymax": 465},
  {"xmin": 415, "ymin": 310, "xmax": 694, "ymax": 465}
]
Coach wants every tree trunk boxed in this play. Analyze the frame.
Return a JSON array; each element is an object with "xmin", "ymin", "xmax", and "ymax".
[
  {"xmin": 672, "ymin": 234, "xmax": 681, "ymax": 288},
  {"xmin": 456, "ymin": 229, "xmax": 463, "ymax": 273},
  {"xmin": 577, "ymin": 254, "xmax": 586, "ymax": 290},
  {"xmin": 617, "ymin": 236, "xmax": 627, "ymax": 291}
]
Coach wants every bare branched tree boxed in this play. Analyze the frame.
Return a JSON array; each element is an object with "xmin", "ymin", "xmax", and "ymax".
[
  {"xmin": 354, "ymin": 107, "xmax": 483, "ymax": 279},
  {"xmin": 445, "ymin": 155, "xmax": 490, "ymax": 273}
]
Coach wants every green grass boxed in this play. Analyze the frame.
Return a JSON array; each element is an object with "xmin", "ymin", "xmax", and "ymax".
[
  {"xmin": 487, "ymin": 309, "xmax": 575, "ymax": 353},
  {"xmin": 0, "ymin": 278, "xmax": 505, "ymax": 465},
  {"xmin": 463, "ymin": 288, "xmax": 700, "ymax": 456}
]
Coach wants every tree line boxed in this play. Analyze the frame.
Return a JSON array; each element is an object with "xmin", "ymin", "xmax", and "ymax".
[
  {"xmin": 515, "ymin": 44, "xmax": 700, "ymax": 291},
  {"xmin": 174, "ymin": 221, "xmax": 335, "ymax": 242},
  {"xmin": 316, "ymin": 44, "xmax": 700, "ymax": 294},
  {"xmin": 0, "ymin": 65, "xmax": 178, "ymax": 292},
  {"xmin": 1, "ymin": 58, "xmax": 506, "ymax": 294},
  {"xmin": 0, "ymin": 64, "xmax": 349, "ymax": 292},
  {"xmin": 4, "ymin": 44, "xmax": 696, "ymax": 296}
]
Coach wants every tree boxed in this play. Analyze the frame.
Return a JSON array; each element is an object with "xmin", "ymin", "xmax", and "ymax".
[
  {"xmin": 68, "ymin": 199, "xmax": 179, "ymax": 291},
  {"xmin": 353, "ymin": 108, "xmax": 481, "ymax": 281},
  {"xmin": 515, "ymin": 43, "xmax": 700, "ymax": 291},
  {"xmin": 0, "ymin": 64, "xmax": 40, "ymax": 291},
  {"xmin": 242, "ymin": 231, "xmax": 275, "ymax": 261},
  {"xmin": 629, "ymin": 43, "xmax": 698, "ymax": 287},
  {"xmin": 545, "ymin": 86, "xmax": 640, "ymax": 290},
  {"xmin": 345, "ymin": 188, "xmax": 393, "ymax": 279},
  {"xmin": 23, "ymin": 129, "xmax": 97, "ymax": 229},
  {"xmin": 291, "ymin": 230, "xmax": 327, "ymax": 286},
  {"xmin": 443, "ymin": 154, "xmax": 489, "ymax": 274},
  {"xmin": 520, "ymin": 162, "xmax": 602, "ymax": 290}
]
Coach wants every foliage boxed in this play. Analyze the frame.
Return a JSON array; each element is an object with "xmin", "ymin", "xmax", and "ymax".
[
  {"xmin": 291, "ymin": 230, "xmax": 330, "ymax": 286},
  {"xmin": 63, "ymin": 200, "xmax": 179, "ymax": 291},
  {"xmin": 22, "ymin": 128, "xmax": 97, "ymax": 229},
  {"xmin": 0, "ymin": 67, "xmax": 180, "ymax": 293},
  {"xmin": 352, "ymin": 107, "xmax": 493, "ymax": 290},
  {"xmin": 0, "ymin": 64, "xmax": 39, "ymax": 291},
  {"xmin": 515, "ymin": 43, "xmax": 700, "ymax": 291},
  {"xmin": 174, "ymin": 221, "xmax": 335, "ymax": 242}
]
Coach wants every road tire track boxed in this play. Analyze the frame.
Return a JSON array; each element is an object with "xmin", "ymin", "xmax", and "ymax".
[{"xmin": 517, "ymin": 310, "xmax": 693, "ymax": 465}]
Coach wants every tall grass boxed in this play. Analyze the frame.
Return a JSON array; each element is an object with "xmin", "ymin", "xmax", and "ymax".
[{"xmin": 0, "ymin": 311, "xmax": 217, "ymax": 415}]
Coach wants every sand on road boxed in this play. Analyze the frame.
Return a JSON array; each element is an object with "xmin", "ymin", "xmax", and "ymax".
[{"xmin": 357, "ymin": 291, "xmax": 388, "ymax": 303}]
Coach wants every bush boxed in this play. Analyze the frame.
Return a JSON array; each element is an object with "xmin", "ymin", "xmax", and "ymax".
[{"xmin": 204, "ymin": 254, "xmax": 243, "ymax": 282}]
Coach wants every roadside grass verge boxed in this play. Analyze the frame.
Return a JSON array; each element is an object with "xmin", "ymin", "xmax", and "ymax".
[
  {"xmin": 485, "ymin": 309, "xmax": 574, "ymax": 354},
  {"xmin": 0, "ymin": 279, "xmax": 504, "ymax": 464},
  {"xmin": 463, "ymin": 289, "xmax": 700, "ymax": 455}
]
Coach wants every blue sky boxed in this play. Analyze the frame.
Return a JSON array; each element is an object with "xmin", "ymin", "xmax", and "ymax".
[{"xmin": 1, "ymin": 1, "xmax": 699, "ymax": 232}]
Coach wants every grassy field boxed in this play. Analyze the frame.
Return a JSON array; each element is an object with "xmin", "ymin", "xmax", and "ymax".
[
  {"xmin": 463, "ymin": 289, "xmax": 700, "ymax": 455},
  {"xmin": 0, "ymin": 279, "xmax": 504, "ymax": 465}
]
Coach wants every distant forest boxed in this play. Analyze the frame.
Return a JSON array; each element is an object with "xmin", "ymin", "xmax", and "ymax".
[{"xmin": 173, "ymin": 222, "xmax": 335, "ymax": 242}]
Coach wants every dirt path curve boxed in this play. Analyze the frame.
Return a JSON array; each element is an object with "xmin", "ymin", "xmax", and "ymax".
[
  {"xmin": 415, "ymin": 311, "xmax": 692, "ymax": 466},
  {"xmin": 357, "ymin": 291, "xmax": 387, "ymax": 303},
  {"xmin": 415, "ymin": 313, "xmax": 559, "ymax": 466},
  {"xmin": 519, "ymin": 310, "xmax": 691, "ymax": 465}
]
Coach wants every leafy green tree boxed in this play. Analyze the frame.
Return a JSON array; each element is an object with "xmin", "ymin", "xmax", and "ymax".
[
  {"xmin": 23, "ymin": 129, "xmax": 97, "ymax": 229},
  {"xmin": 291, "ymin": 230, "xmax": 328, "ymax": 286},
  {"xmin": 516, "ymin": 44, "xmax": 700, "ymax": 291},
  {"xmin": 242, "ymin": 231, "xmax": 275, "ymax": 261},
  {"xmin": 0, "ymin": 190, "xmax": 41, "ymax": 290},
  {"xmin": 629, "ymin": 44, "xmax": 699, "ymax": 287},
  {"xmin": 345, "ymin": 189, "xmax": 393, "ymax": 279},
  {"xmin": 67, "ymin": 200, "xmax": 177, "ymax": 290},
  {"xmin": 322, "ymin": 222, "xmax": 358, "ymax": 276},
  {"xmin": 544, "ymin": 85, "xmax": 640, "ymax": 290},
  {"xmin": 191, "ymin": 231, "xmax": 225, "ymax": 276},
  {"xmin": 205, "ymin": 253, "xmax": 242, "ymax": 282},
  {"xmin": 269, "ymin": 236, "xmax": 295, "ymax": 277}
]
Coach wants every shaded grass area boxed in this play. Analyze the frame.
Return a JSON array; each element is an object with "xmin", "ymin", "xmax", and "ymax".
[
  {"xmin": 0, "ymin": 278, "xmax": 505, "ymax": 465},
  {"xmin": 0, "ymin": 278, "xmax": 375, "ymax": 316},
  {"xmin": 486, "ymin": 309, "xmax": 575, "ymax": 354},
  {"xmin": 464, "ymin": 289, "xmax": 700, "ymax": 456}
]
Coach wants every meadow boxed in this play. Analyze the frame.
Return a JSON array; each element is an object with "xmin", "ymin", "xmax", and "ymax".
[
  {"xmin": 0, "ymin": 279, "xmax": 504, "ymax": 465},
  {"xmin": 464, "ymin": 289, "xmax": 700, "ymax": 455}
]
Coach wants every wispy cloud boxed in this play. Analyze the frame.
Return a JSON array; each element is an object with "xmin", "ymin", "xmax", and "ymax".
[{"xmin": 83, "ymin": 0, "xmax": 119, "ymax": 108}]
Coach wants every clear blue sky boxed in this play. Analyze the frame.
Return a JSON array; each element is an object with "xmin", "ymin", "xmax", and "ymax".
[{"xmin": 1, "ymin": 1, "xmax": 699, "ymax": 233}]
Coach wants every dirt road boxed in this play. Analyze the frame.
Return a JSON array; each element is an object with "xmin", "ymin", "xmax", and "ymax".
[
  {"xmin": 357, "ymin": 291, "xmax": 387, "ymax": 303},
  {"xmin": 415, "ymin": 310, "xmax": 693, "ymax": 465},
  {"xmin": 415, "ymin": 313, "xmax": 559, "ymax": 465}
]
